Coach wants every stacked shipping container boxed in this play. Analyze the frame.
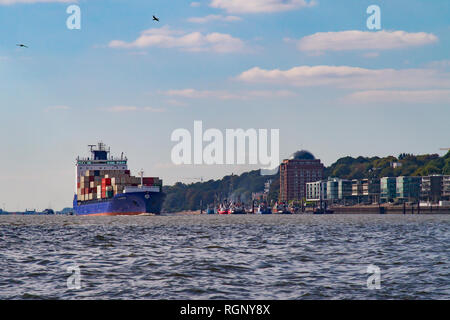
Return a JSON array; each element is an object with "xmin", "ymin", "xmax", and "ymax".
[{"xmin": 77, "ymin": 170, "xmax": 162, "ymax": 202}]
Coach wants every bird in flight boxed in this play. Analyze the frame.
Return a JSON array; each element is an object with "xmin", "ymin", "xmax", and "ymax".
[
  {"xmin": 152, "ymin": 15, "xmax": 159, "ymax": 22},
  {"xmin": 16, "ymin": 44, "xmax": 28, "ymax": 48}
]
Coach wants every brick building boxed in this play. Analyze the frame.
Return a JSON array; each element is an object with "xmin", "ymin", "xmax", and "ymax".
[{"xmin": 279, "ymin": 151, "xmax": 325, "ymax": 202}]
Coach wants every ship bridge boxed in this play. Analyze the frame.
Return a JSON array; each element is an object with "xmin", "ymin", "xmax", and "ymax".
[{"xmin": 75, "ymin": 142, "xmax": 128, "ymax": 191}]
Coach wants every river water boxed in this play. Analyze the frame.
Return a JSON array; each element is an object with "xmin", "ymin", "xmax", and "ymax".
[{"xmin": 0, "ymin": 214, "xmax": 448, "ymax": 299}]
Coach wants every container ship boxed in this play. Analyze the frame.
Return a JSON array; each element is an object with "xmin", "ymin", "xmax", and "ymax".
[{"xmin": 73, "ymin": 142, "xmax": 165, "ymax": 216}]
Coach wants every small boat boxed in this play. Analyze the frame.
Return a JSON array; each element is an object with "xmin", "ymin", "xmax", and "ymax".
[
  {"xmin": 41, "ymin": 209, "xmax": 55, "ymax": 215},
  {"xmin": 206, "ymin": 205, "xmax": 216, "ymax": 214},
  {"xmin": 257, "ymin": 203, "xmax": 272, "ymax": 214},
  {"xmin": 274, "ymin": 202, "xmax": 291, "ymax": 214},
  {"xmin": 218, "ymin": 203, "xmax": 230, "ymax": 215},
  {"xmin": 288, "ymin": 202, "xmax": 300, "ymax": 214},
  {"xmin": 230, "ymin": 202, "xmax": 246, "ymax": 214}
]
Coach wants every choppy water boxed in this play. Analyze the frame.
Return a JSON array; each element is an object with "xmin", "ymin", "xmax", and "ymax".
[{"xmin": 0, "ymin": 214, "xmax": 448, "ymax": 299}]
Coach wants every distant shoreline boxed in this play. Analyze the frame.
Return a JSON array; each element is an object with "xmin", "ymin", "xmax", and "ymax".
[{"xmin": 165, "ymin": 205, "xmax": 450, "ymax": 215}]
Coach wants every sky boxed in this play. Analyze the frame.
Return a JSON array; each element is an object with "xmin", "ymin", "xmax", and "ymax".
[{"xmin": 0, "ymin": 0, "xmax": 449, "ymax": 211}]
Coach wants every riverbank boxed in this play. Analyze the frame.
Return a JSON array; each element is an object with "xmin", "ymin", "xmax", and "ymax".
[
  {"xmin": 166, "ymin": 205, "xmax": 450, "ymax": 215},
  {"xmin": 329, "ymin": 204, "xmax": 450, "ymax": 214},
  {"xmin": 165, "ymin": 210, "xmax": 202, "ymax": 215}
]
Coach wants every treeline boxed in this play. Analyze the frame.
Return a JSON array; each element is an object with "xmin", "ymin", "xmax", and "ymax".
[
  {"xmin": 162, "ymin": 151, "xmax": 450, "ymax": 212},
  {"xmin": 324, "ymin": 152, "xmax": 450, "ymax": 179}
]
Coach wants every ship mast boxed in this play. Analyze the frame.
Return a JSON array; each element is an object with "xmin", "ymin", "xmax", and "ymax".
[{"xmin": 140, "ymin": 169, "xmax": 144, "ymax": 188}]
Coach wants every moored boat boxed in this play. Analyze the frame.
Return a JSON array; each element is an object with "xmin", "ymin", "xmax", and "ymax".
[
  {"xmin": 257, "ymin": 202, "xmax": 272, "ymax": 214},
  {"xmin": 230, "ymin": 202, "xmax": 246, "ymax": 214},
  {"xmin": 217, "ymin": 203, "xmax": 230, "ymax": 214},
  {"xmin": 206, "ymin": 205, "xmax": 216, "ymax": 214},
  {"xmin": 274, "ymin": 202, "xmax": 291, "ymax": 214}
]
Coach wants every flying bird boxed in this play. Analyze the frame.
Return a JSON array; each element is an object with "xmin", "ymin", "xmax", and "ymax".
[
  {"xmin": 16, "ymin": 44, "xmax": 28, "ymax": 48},
  {"xmin": 152, "ymin": 15, "xmax": 159, "ymax": 22}
]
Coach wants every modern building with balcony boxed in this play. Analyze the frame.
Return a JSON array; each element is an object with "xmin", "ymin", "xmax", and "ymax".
[
  {"xmin": 326, "ymin": 178, "xmax": 339, "ymax": 202},
  {"xmin": 338, "ymin": 179, "xmax": 353, "ymax": 202},
  {"xmin": 396, "ymin": 176, "xmax": 421, "ymax": 202},
  {"xmin": 351, "ymin": 179, "xmax": 363, "ymax": 197},
  {"xmin": 381, "ymin": 177, "xmax": 397, "ymax": 203},
  {"xmin": 421, "ymin": 175, "xmax": 444, "ymax": 203},
  {"xmin": 442, "ymin": 176, "xmax": 450, "ymax": 200},
  {"xmin": 306, "ymin": 180, "xmax": 327, "ymax": 202},
  {"xmin": 322, "ymin": 178, "xmax": 353, "ymax": 203},
  {"xmin": 352, "ymin": 178, "xmax": 380, "ymax": 203}
]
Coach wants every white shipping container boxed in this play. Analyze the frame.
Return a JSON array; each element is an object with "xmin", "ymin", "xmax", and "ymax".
[{"xmin": 124, "ymin": 186, "xmax": 160, "ymax": 193}]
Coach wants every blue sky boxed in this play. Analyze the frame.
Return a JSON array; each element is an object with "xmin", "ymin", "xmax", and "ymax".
[{"xmin": 0, "ymin": 0, "xmax": 449, "ymax": 210}]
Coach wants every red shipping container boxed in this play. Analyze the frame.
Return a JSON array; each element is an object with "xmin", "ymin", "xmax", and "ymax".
[
  {"xmin": 143, "ymin": 177, "xmax": 154, "ymax": 184},
  {"xmin": 89, "ymin": 176, "xmax": 95, "ymax": 182},
  {"xmin": 77, "ymin": 183, "xmax": 80, "ymax": 188},
  {"xmin": 102, "ymin": 178, "xmax": 111, "ymax": 186}
]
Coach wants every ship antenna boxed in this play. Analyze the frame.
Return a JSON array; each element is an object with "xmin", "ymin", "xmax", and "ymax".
[{"xmin": 88, "ymin": 144, "xmax": 96, "ymax": 159}]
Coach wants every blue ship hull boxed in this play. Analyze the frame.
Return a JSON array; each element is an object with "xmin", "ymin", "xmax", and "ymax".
[{"xmin": 73, "ymin": 191, "xmax": 165, "ymax": 216}]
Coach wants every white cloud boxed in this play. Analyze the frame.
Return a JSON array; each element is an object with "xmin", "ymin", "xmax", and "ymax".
[
  {"xmin": 166, "ymin": 99, "xmax": 188, "ymax": 107},
  {"xmin": 0, "ymin": 0, "xmax": 72, "ymax": 4},
  {"xmin": 210, "ymin": 0, "xmax": 316, "ymax": 14},
  {"xmin": 244, "ymin": 90, "xmax": 296, "ymax": 98},
  {"xmin": 187, "ymin": 14, "xmax": 242, "ymax": 23},
  {"xmin": 44, "ymin": 105, "xmax": 71, "ymax": 112},
  {"xmin": 345, "ymin": 90, "xmax": 450, "ymax": 104},
  {"xmin": 237, "ymin": 65, "xmax": 450, "ymax": 89},
  {"xmin": 297, "ymin": 30, "xmax": 438, "ymax": 53},
  {"xmin": 104, "ymin": 106, "xmax": 165, "ymax": 112},
  {"xmin": 164, "ymin": 88, "xmax": 296, "ymax": 100},
  {"xmin": 109, "ymin": 26, "xmax": 245, "ymax": 53},
  {"xmin": 164, "ymin": 89, "xmax": 237, "ymax": 99},
  {"xmin": 106, "ymin": 106, "xmax": 138, "ymax": 112}
]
